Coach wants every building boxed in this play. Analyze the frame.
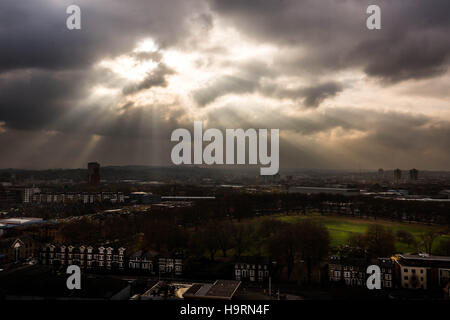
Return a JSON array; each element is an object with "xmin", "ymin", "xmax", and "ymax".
[
  {"xmin": 29, "ymin": 192, "xmax": 124, "ymax": 204},
  {"xmin": 409, "ymin": 168, "xmax": 419, "ymax": 181},
  {"xmin": 378, "ymin": 257, "xmax": 395, "ymax": 289},
  {"xmin": 328, "ymin": 254, "xmax": 395, "ymax": 289},
  {"xmin": 128, "ymin": 250, "xmax": 157, "ymax": 273},
  {"xmin": 0, "ymin": 217, "xmax": 44, "ymax": 228},
  {"xmin": 129, "ymin": 192, "xmax": 159, "ymax": 204},
  {"xmin": 0, "ymin": 187, "xmax": 22, "ymax": 205},
  {"xmin": 133, "ymin": 281, "xmax": 189, "ymax": 300},
  {"xmin": 234, "ymin": 256, "xmax": 272, "ymax": 282},
  {"xmin": 0, "ymin": 236, "xmax": 40, "ymax": 264},
  {"xmin": 23, "ymin": 187, "xmax": 40, "ymax": 203},
  {"xmin": 394, "ymin": 168, "xmax": 402, "ymax": 182},
  {"xmin": 0, "ymin": 217, "xmax": 46, "ymax": 239},
  {"xmin": 88, "ymin": 162, "xmax": 100, "ymax": 187},
  {"xmin": 158, "ymin": 253, "xmax": 183, "ymax": 277},
  {"xmin": 40, "ymin": 244, "xmax": 126, "ymax": 271},
  {"xmin": 40, "ymin": 244, "xmax": 183, "ymax": 276},
  {"xmin": 395, "ymin": 254, "xmax": 450, "ymax": 290},
  {"xmin": 183, "ymin": 280, "xmax": 241, "ymax": 300},
  {"xmin": 288, "ymin": 186, "xmax": 360, "ymax": 196},
  {"xmin": 377, "ymin": 168, "xmax": 385, "ymax": 180},
  {"xmin": 328, "ymin": 255, "xmax": 366, "ymax": 287}
]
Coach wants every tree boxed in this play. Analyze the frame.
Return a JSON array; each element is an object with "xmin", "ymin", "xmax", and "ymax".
[
  {"xmin": 420, "ymin": 231, "xmax": 438, "ymax": 254},
  {"xmin": 268, "ymin": 224, "xmax": 298, "ymax": 280},
  {"xmin": 295, "ymin": 220, "xmax": 330, "ymax": 284},
  {"xmin": 436, "ymin": 238, "xmax": 450, "ymax": 256},
  {"xmin": 253, "ymin": 219, "xmax": 288, "ymax": 256},
  {"xmin": 196, "ymin": 222, "xmax": 222, "ymax": 261},
  {"xmin": 348, "ymin": 225, "xmax": 396, "ymax": 259},
  {"xmin": 396, "ymin": 230, "xmax": 416, "ymax": 249},
  {"xmin": 348, "ymin": 233, "xmax": 366, "ymax": 249},
  {"xmin": 257, "ymin": 219, "xmax": 288, "ymax": 239},
  {"xmin": 230, "ymin": 223, "xmax": 252, "ymax": 258},
  {"xmin": 143, "ymin": 221, "xmax": 187, "ymax": 253},
  {"xmin": 59, "ymin": 217, "xmax": 101, "ymax": 244},
  {"xmin": 365, "ymin": 225, "xmax": 396, "ymax": 258},
  {"xmin": 269, "ymin": 220, "xmax": 330, "ymax": 282},
  {"xmin": 216, "ymin": 221, "xmax": 233, "ymax": 257}
]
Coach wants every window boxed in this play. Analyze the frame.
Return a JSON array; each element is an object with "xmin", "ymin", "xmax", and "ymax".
[
  {"xmin": 404, "ymin": 268, "xmax": 408, "ymax": 273},
  {"xmin": 404, "ymin": 276, "xmax": 408, "ymax": 280},
  {"xmin": 412, "ymin": 269, "xmax": 416, "ymax": 273}
]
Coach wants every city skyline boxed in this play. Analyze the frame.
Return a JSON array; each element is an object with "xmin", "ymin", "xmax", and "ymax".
[{"xmin": 1, "ymin": 0, "xmax": 450, "ymax": 170}]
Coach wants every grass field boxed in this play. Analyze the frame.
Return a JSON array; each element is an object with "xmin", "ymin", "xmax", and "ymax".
[{"xmin": 269, "ymin": 214, "xmax": 449, "ymax": 253}]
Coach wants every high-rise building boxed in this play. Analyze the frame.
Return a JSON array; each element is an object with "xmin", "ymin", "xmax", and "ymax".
[
  {"xmin": 409, "ymin": 168, "xmax": 419, "ymax": 181},
  {"xmin": 88, "ymin": 162, "xmax": 100, "ymax": 187},
  {"xmin": 394, "ymin": 168, "xmax": 402, "ymax": 183},
  {"xmin": 377, "ymin": 168, "xmax": 384, "ymax": 180}
]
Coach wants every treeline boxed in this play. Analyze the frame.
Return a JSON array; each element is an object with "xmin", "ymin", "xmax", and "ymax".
[
  {"xmin": 12, "ymin": 191, "xmax": 450, "ymax": 226},
  {"xmin": 153, "ymin": 193, "xmax": 450, "ymax": 226},
  {"xmin": 55, "ymin": 201, "xmax": 450, "ymax": 282},
  {"xmin": 57, "ymin": 214, "xmax": 332, "ymax": 282}
]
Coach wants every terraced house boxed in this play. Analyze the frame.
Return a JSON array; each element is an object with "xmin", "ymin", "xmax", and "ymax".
[
  {"xmin": 40, "ymin": 244, "xmax": 183, "ymax": 276},
  {"xmin": 40, "ymin": 244, "xmax": 126, "ymax": 270}
]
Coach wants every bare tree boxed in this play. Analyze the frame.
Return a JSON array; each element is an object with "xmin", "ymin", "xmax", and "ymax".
[{"xmin": 420, "ymin": 231, "xmax": 438, "ymax": 254}]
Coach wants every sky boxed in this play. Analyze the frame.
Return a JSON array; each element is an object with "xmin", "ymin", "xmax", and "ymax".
[{"xmin": 0, "ymin": 0, "xmax": 449, "ymax": 170}]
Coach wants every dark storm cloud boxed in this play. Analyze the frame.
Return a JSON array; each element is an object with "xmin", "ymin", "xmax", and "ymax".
[
  {"xmin": 0, "ymin": 0, "xmax": 204, "ymax": 133},
  {"xmin": 261, "ymin": 82, "xmax": 344, "ymax": 108},
  {"xmin": 0, "ymin": 69, "xmax": 88, "ymax": 130},
  {"xmin": 351, "ymin": 30, "xmax": 450, "ymax": 82},
  {"xmin": 194, "ymin": 74, "xmax": 343, "ymax": 108},
  {"xmin": 193, "ymin": 75, "xmax": 259, "ymax": 106},
  {"xmin": 206, "ymin": 104, "xmax": 432, "ymax": 137},
  {"xmin": 210, "ymin": 0, "xmax": 450, "ymax": 82},
  {"xmin": 193, "ymin": 59, "xmax": 343, "ymax": 107},
  {"xmin": 300, "ymin": 82, "xmax": 344, "ymax": 108},
  {"xmin": 122, "ymin": 63, "xmax": 175, "ymax": 95},
  {"xmin": 0, "ymin": 0, "xmax": 204, "ymax": 72},
  {"xmin": 206, "ymin": 105, "xmax": 450, "ymax": 169}
]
